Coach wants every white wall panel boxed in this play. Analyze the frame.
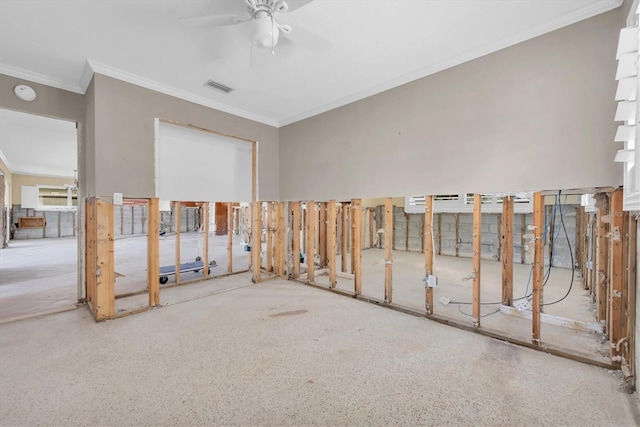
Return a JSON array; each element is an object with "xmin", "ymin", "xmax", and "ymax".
[{"xmin": 156, "ymin": 121, "xmax": 252, "ymax": 202}]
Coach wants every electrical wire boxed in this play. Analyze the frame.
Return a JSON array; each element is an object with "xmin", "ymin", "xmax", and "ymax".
[
  {"xmin": 448, "ymin": 189, "xmax": 576, "ymax": 315},
  {"xmin": 542, "ymin": 192, "xmax": 575, "ymax": 306}
]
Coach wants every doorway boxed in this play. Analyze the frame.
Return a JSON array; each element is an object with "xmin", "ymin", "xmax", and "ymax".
[{"xmin": 0, "ymin": 108, "xmax": 79, "ymax": 321}]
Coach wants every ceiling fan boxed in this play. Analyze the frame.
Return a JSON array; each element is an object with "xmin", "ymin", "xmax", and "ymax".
[{"xmin": 186, "ymin": 0, "xmax": 327, "ymax": 55}]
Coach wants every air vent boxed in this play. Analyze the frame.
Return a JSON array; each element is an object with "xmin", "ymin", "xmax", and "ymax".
[{"xmin": 204, "ymin": 79, "xmax": 233, "ymax": 94}]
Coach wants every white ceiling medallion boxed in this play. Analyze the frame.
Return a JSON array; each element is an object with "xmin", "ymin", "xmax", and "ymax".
[{"xmin": 13, "ymin": 84, "xmax": 37, "ymax": 101}]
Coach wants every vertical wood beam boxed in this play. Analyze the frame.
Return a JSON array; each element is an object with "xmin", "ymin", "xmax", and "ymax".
[
  {"xmin": 342, "ymin": 203, "xmax": 349, "ymax": 273},
  {"xmin": 203, "ymin": 203, "xmax": 210, "ymax": 277},
  {"xmin": 175, "ymin": 201, "xmax": 181, "ymax": 284},
  {"xmin": 302, "ymin": 206, "xmax": 307, "ymax": 257},
  {"xmin": 352, "ymin": 199, "xmax": 362, "ymax": 295},
  {"xmin": 96, "ymin": 199, "xmax": 115, "ymax": 320},
  {"xmin": 547, "ymin": 205, "xmax": 554, "ymax": 267},
  {"xmin": 328, "ymin": 200, "xmax": 337, "ymax": 287},
  {"xmin": 292, "ymin": 202, "xmax": 301, "ymax": 278},
  {"xmin": 384, "ymin": 197, "xmax": 393, "ymax": 304},
  {"xmin": 472, "ymin": 194, "xmax": 481, "ymax": 326},
  {"xmin": 591, "ymin": 216, "xmax": 598, "ymax": 296},
  {"xmin": 319, "ymin": 202, "xmax": 327, "ymax": 268},
  {"xmin": 227, "ymin": 202, "xmax": 233, "ymax": 273},
  {"xmin": 351, "ymin": 208, "xmax": 357, "ymax": 273},
  {"xmin": 610, "ymin": 189, "xmax": 624, "ymax": 363},
  {"xmin": 251, "ymin": 201, "xmax": 261, "ymax": 283},
  {"xmin": 501, "ymin": 196, "xmax": 514, "ymax": 306},
  {"xmin": 597, "ymin": 202, "xmax": 609, "ymax": 322},
  {"xmin": 424, "ymin": 196, "xmax": 434, "ymax": 315},
  {"xmin": 583, "ymin": 211, "xmax": 590, "ymax": 285},
  {"xmin": 532, "ymin": 192, "xmax": 544, "ymax": 345},
  {"xmin": 85, "ymin": 198, "xmax": 96, "ymax": 313},
  {"xmin": 405, "ymin": 212, "xmax": 410, "ymax": 251},
  {"xmin": 306, "ymin": 201, "xmax": 316, "ymax": 283},
  {"xmin": 148, "ymin": 198, "xmax": 160, "ymax": 307},
  {"xmin": 625, "ymin": 216, "xmax": 637, "ymax": 375},
  {"xmin": 437, "ymin": 213, "xmax": 442, "ymax": 255},
  {"xmin": 575, "ymin": 207, "xmax": 582, "ymax": 270},
  {"xmin": 275, "ymin": 202, "xmax": 285, "ymax": 277},
  {"xmin": 621, "ymin": 210, "xmax": 630, "ymax": 345},
  {"xmin": 455, "ymin": 213, "xmax": 460, "ymax": 257},
  {"xmin": 520, "ymin": 214, "xmax": 527, "ymax": 264},
  {"xmin": 266, "ymin": 203, "xmax": 274, "ymax": 272}
]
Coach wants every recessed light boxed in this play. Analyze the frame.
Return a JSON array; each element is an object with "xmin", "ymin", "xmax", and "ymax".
[{"xmin": 14, "ymin": 84, "xmax": 37, "ymax": 101}]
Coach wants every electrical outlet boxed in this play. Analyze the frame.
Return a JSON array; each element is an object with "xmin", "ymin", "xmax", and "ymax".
[{"xmin": 426, "ymin": 275, "xmax": 437, "ymax": 288}]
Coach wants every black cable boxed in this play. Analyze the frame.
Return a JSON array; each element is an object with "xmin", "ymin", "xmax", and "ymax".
[
  {"xmin": 449, "ymin": 190, "xmax": 575, "ymax": 313},
  {"xmin": 542, "ymin": 192, "xmax": 575, "ymax": 306}
]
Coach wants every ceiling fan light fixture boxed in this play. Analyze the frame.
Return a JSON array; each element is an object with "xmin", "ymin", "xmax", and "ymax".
[{"xmin": 253, "ymin": 17, "xmax": 279, "ymax": 48}]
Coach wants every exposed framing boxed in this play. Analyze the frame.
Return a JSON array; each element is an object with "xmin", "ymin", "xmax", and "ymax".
[
  {"xmin": 328, "ymin": 200, "xmax": 337, "ymax": 287},
  {"xmin": 424, "ymin": 195, "xmax": 434, "ymax": 315},
  {"xmin": 307, "ymin": 201, "xmax": 316, "ymax": 283},
  {"xmin": 148, "ymin": 198, "xmax": 160, "ymax": 307},
  {"xmin": 384, "ymin": 197, "xmax": 393, "ymax": 304},
  {"xmin": 352, "ymin": 199, "xmax": 362, "ymax": 295},
  {"xmin": 532, "ymin": 191, "xmax": 544, "ymax": 345},
  {"xmin": 292, "ymin": 202, "xmax": 301, "ymax": 278},
  {"xmin": 175, "ymin": 201, "xmax": 181, "ymax": 284},
  {"xmin": 227, "ymin": 202, "xmax": 233, "ymax": 273},
  {"xmin": 501, "ymin": 196, "xmax": 514, "ymax": 306},
  {"xmin": 472, "ymin": 194, "xmax": 481, "ymax": 326},
  {"xmin": 609, "ymin": 189, "xmax": 624, "ymax": 363}
]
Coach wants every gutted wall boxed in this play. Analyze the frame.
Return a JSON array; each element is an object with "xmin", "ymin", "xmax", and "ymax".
[
  {"xmin": 91, "ymin": 74, "xmax": 280, "ymax": 201},
  {"xmin": 279, "ymin": 9, "xmax": 623, "ymax": 201},
  {"xmin": 11, "ymin": 205, "xmax": 76, "ymax": 239}
]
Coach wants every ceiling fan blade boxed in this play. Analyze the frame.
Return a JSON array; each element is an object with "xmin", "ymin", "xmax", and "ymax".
[
  {"xmin": 281, "ymin": 0, "xmax": 315, "ymax": 13},
  {"xmin": 179, "ymin": 14, "xmax": 251, "ymax": 28},
  {"xmin": 281, "ymin": 26, "xmax": 331, "ymax": 53}
]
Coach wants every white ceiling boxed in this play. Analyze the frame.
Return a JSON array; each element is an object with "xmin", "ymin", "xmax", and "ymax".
[
  {"xmin": 1, "ymin": 1, "xmax": 621, "ymax": 180},
  {"xmin": 0, "ymin": 109, "xmax": 77, "ymax": 178},
  {"xmin": 0, "ymin": 0, "xmax": 622, "ymax": 128}
]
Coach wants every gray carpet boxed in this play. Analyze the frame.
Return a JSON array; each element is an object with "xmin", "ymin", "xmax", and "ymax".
[{"xmin": 1, "ymin": 279, "xmax": 638, "ymax": 426}]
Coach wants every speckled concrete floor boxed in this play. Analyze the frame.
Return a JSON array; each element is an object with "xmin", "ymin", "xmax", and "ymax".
[{"xmin": 1, "ymin": 279, "xmax": 638, "ymax": 426}]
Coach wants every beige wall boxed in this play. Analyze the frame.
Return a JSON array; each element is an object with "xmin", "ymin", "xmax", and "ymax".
[
  {"xmin": 279, "ymin": 9, "xmax": 624, "ymax": 201},
  {"xmin": 11, "ymin": 174, "xmax": 74, "ymax": 206},
  {"xmin": 91, "ymin": 74, "xmax": 280, "ymax": 200}
]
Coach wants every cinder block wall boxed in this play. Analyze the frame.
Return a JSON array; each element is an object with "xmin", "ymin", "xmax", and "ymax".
[
  {"xmin": 10, "ymin": 203, "xmax": 202, "ymax": 240},
  {"xmin": 11, "ymin": 205, "xmax": 76, "ymax": 239},
  {"xmin": 113, "ymin": 205, "xmax": 201, "ymax": 236},
  {"xmin": 368, "ymin": 204, "xmax": 576, "ymax": 268}
]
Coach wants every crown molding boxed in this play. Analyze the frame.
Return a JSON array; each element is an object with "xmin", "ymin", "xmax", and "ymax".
[
  {"xmin": 86, "ymin": 60, "xmax": 280, "ymax": 128},
  {"xmin": 0, "ymin": 149, "xmax": 11, "ymax": 171},
  {"xmin": 0, "ymin": 63, "xmax": 84, "ymax": 94},
  {"xmin": 10, "ymin": 170, "xmax": 75, "ymax": 179},
  {"xmin": 279, "ymin": 0, "xmax": 623, "ymax": 126}
]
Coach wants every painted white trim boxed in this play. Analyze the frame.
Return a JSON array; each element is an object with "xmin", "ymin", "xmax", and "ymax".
[
  {"xmin": 0, "ymin": 149, "xmax": 11, "ymax": 171},
  {"xmin": 86, "ymin": 60, "xmax": 280, "ymax": 128},
  {"xmin": 0, "ymin": 63, "xmax": 84, "ymax": 94},
  {"xmin": 278, "ymin": 0, "xmax": 623, "ymax": 126},
  {"xmin": 10, "ymin": 170, "xmax": 75, "ymax": 179},
  {"xmin": 78, "ymin": 61, "xmax": 95, "ymax": 93}
]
